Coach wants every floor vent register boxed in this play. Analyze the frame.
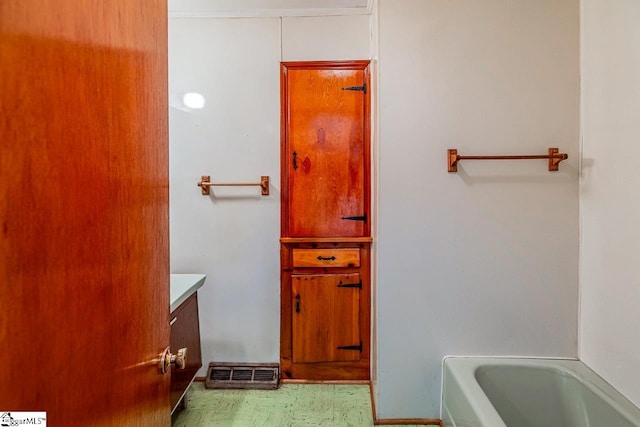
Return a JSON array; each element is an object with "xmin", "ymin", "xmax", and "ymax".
[{"xmin": 205, "ymin": 362, "xmax": 279, "ymax": 390}]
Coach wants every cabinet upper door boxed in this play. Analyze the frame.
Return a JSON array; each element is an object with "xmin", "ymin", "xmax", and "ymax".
[
  {"xmin": 281, "ymin": 61, "xmax": 371, "ymax": 237},
  {"xmin": 292, "ymin": 273, "xmax": 361, "ymax": 363}
]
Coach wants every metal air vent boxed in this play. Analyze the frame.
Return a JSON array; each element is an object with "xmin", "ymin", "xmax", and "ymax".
[{"xmin": 205, "ymin": 362, "xmax": 279, "ymax": 390}]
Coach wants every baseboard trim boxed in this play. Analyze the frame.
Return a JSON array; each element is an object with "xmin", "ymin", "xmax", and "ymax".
[
  {"xmin": 280, "ymin": 379, "xmax": 370, "ymax": 385},
  {"xmin": 374, "ymin": 419, "xmax": 443, "ymax": 426},
  {"xmin": 369, "ymin": 383, "xmax": 377, "ymax": 423},
  {"xmin": 369, "ymin": 382, "xmax": 443, "ymax": 426},
  {"xmin": 201, "ymin": 375, "xmax": 370, "ymax": 386}
]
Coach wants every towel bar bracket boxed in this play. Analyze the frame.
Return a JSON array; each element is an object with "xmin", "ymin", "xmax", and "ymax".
[
  {"xmin": 547, "ymin": 148, "xmax": 566, "ymax": 171},
  {"xmin": 199, "ymin": 176, "xmax": 211, "ymax": 195}
]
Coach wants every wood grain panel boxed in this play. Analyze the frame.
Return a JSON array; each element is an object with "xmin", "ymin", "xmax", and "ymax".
[
  {"xmin": 281, "ymin": 61, "xmax": 371, "ymax": 238},
  {"xmin": 292, "ymin": 273, "xmax": 361, "ymax": 363},
  {"xmin": 281, "ymin": 241, "xmax": 371, "ymax": 380},
  {"xmin": 0, "ymin": 1, "xmax": 169, "ymax": 425},
  {"xmin": 292, "ymin": 248, "xmax": 360, "ymax": 268}
]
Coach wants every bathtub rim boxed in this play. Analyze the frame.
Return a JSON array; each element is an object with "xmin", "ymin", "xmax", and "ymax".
[{"xmin": 441, "ymin": 356, "xmax": 640, "ymax": 427}]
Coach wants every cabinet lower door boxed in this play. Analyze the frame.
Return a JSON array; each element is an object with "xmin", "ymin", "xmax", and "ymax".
[{"xmin": 292, "ymin": 273, "xmax": 361, "ymax": 363}]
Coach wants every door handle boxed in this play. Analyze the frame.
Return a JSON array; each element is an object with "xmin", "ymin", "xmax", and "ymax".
[
  {"xmin": 295, "ymin": 294, "xmax": 301, "ymax": 313},
  {"xmin": 293, "ymin": 151, "xmax": 298, "ymax": 170},
  {"xmin": 158, "ymin": 346, "xmax": 188, "ymax": 374}
]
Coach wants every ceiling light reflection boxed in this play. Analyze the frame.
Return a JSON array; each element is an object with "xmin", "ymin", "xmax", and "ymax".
[{"xmin": 183, "ymin": 92, "xmax": 206, "ymax": 109}]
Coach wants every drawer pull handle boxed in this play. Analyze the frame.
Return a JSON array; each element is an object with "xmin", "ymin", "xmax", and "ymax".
[{"xmin": 317, "ymin": 255, "xmax": 336, "ymax": 261}]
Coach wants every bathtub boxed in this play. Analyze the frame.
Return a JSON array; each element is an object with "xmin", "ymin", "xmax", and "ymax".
[{"xmin": 442, "ymin": 357, "xmax": 640, "ymax": 427}]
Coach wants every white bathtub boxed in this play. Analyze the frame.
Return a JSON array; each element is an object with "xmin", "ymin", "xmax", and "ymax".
[{"xmin": 442, "ymin": 357, "xmax": 640, "ymax": 427}]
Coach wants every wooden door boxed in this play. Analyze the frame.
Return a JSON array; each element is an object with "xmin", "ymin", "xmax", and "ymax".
[
  {"xmin": 292, "ymin": 274, "xmax": 361, "ymax": 363},
  {"xmin": 0, "ymin": 2, "xmax": 169, "ymax": 426},
  {"xmin": 281, "ymin": 61, "xmax": 371, "ymax": 238}
]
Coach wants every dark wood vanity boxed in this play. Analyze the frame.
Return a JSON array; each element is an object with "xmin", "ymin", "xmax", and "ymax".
[{"xmin": 170, "ymin": 274, "xmax": 205, "ymax": 412}]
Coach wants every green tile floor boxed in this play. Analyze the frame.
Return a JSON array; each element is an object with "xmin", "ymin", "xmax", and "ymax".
[{"xmin": 171, "ymin": 382, "xmax": 427, "ymax": 427}]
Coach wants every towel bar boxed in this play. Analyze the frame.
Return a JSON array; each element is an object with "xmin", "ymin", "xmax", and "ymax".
[
  {"xmin": 447, "ymin": 148, "xmax": 568, "ymax": 172},
  {"xmin": 197, "ymin": 176, "xmax": 270, "ymax": 196}
]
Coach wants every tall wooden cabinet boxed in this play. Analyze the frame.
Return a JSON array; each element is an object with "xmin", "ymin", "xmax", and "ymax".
[{"xmin": 280, "ymin": 61, "xmax": 371, "ymax": 380}]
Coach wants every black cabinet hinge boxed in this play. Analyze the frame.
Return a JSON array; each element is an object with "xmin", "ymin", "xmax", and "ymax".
[
  {"xmin": 337, "ymin": 342, "xmax": 362, "ymax": 352},
  {"xmin": 341, "ymin": 214, "xmax": 366, "ymax": 222},
  {"xmin": 337, "ymin": 280, "xmax": 362, "ymax": 289},
  {"xmin": 341, "ymin": 83, "xmax": 367, "ymax": 94}
]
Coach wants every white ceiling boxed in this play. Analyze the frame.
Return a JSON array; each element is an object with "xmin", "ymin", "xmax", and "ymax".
[{"xmin": 168, "ymin": 0, "xmax": 373, "ymax": 18}]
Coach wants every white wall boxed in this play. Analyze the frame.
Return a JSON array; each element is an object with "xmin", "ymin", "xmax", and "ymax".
[
  {"xmin": 580, "ymin": 0, "xmax": 640, "ymax": 409},
  {"xmin": 169, "ymin": 18, "xmax": 282, "ymax": 366},
  {"xmin": 169, "ymin": 3, "xmax": 584, "ymax": 419},
  {"xmin": 169, "ymin": 15, "xmax": 370, "ymax": 373},
  {"xmin": 282, "ymin": 15, "xmax": 371, "ymax": 61},
  {"xmin": 375, "ymin": 0, "xmax": 580, "ymax": 418}
]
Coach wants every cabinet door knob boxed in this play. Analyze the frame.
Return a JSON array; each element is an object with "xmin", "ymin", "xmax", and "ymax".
[{"xmin": 158, "ymin": 346, "xmax": 188, "ymax": 374}]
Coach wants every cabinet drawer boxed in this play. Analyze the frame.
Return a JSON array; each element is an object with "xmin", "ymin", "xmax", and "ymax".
[{"xmin": 292, "ymin": 249, "xmax": 360, "ymax": 268}]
